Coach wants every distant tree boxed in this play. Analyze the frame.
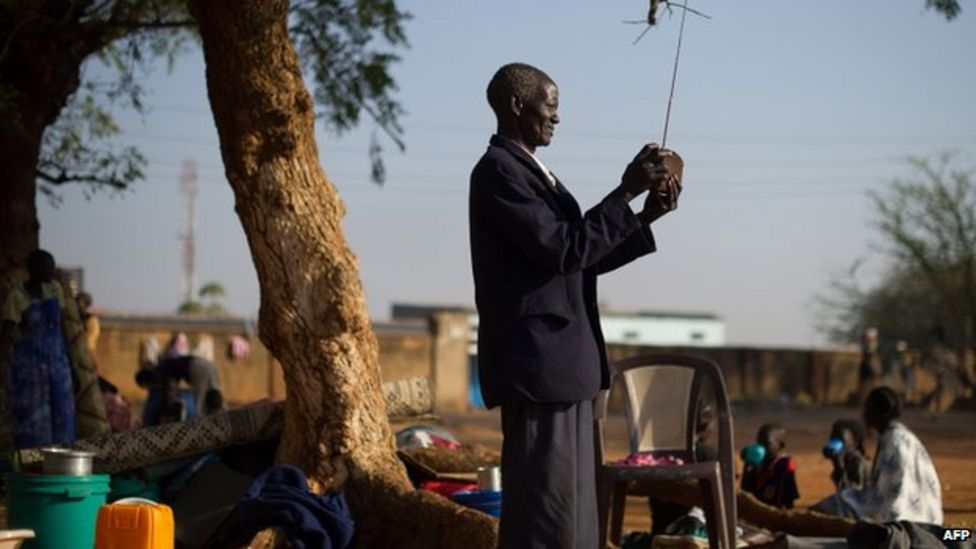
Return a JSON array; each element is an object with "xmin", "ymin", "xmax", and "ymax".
[
  {"xmin": 818, "ymin": 154, "xmax": 976, "ymax": 391},
  {"xmin": 0, "ymin": 0, "xmax": 192, "ymax": 294},
  {"xmin": 198, "ymin": 281, "xmax": 225, "ymax": 299},
  {"xmin": 198, "ymin": 280, "xmax": 227, "ymax": 314},
  {"xmin": 817, "ymin": 262, "xmax": 947, "ymax": 354},
  {"xmin": 176, "ymin": 299, "xmax": 204, "ymax": 315},
  {"xmin": 925, "ymin": 0, "xmax": 962, "ymax": 20}
]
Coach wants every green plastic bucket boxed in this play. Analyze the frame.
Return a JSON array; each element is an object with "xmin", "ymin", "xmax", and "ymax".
[{"xmin": 5, "ymin": 472, "xmax": 110, "ymax": 549}]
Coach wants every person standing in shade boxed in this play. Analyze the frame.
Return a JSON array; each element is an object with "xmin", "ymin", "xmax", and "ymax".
[
  {"xmin": 469, "ymin": 62, "xmax": 683, "ymax": 548},
  {"xmin": 857, "ymin": 327, "xmax": 881, "ymax": 406},
  {"xmin": 76, "ymin": 292, "xmax": 100, "ymax": 359},
  {"xmin": 57, "ymin": 272, "xmax": 110, "ymax": 438},
  {"xmin": 0, "ymin": 250, "xmax": 76, "ymax": 448},
  {"xmin": 893, "ymin": 340, "xmax": 916, "ymax": 405}
]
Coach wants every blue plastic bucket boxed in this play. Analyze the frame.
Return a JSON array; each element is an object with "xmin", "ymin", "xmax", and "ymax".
[
  {"xmin": 142, "ymin": 388, "xmax": 197, "ymax": 426},
  {"xmin": 6, "ymin": 472, "xmax": 110, "ymax": 549},
  {"xmin": 451, "ymin": 490, "xmax": 502, "ymax": 517}
]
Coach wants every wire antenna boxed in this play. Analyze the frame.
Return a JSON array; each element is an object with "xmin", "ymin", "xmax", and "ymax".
[{"xmin": 661, "ymin": 0, "xmax": 690, "ymax": 148}]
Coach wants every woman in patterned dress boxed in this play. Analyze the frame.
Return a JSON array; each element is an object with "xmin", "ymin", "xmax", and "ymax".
[
  {"xmin": 840, "ymin": 386, "xmax": 943, "ymax": 524},
  {"xmin": 0, "ymin": 250, "xmax": 76, "ymax": 448}
]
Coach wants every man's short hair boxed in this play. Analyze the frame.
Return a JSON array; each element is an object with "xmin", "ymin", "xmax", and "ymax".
[
  {"xmin": 866, "ymin": 386, "xmax": 901, "ymax": 423},
  {"xmin": 486, "ymin": 63, "xmax": 553, "ymax": 115}
]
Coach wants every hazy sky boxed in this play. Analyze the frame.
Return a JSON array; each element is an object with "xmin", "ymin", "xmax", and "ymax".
[{"xmin": 37, "ymin": 2, "xmax": 976, "ymax": 348}]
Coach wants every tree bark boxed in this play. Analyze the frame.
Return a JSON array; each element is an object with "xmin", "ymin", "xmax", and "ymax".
[
  {"xmin": 0, "ymin": 148, "xmax": 39, "ymax": 293},
  {"xmin": 188, "ymin": 1, "xmax": 497, "ymax": 546}
]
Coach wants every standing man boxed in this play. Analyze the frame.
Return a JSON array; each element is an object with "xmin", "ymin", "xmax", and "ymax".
[
  {"xmin": 469, "ymin": 63, "xmax": 683, "ymax": 548},
  {"xmin": 857, "ymin": 327, "xmax": 880, "ymax": 406}
]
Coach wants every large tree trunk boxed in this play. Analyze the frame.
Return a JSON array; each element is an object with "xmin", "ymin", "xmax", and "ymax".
[
  {"xmin": 0, "ymin": 6, "xmax": 104, "ymax": 291},
  {"xmin": 0, "ymin": 70, "xmax": 64, "ymax": 294},
  {"xmin": 188, "ymin": 1, "xmax": 497, "ymax": 546},
  {"xmin": 0, "ymin": 152, "xmax": 39, "ymax": 293}
]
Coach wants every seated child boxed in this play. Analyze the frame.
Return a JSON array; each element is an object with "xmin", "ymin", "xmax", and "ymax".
[
  {"xmin": 741, "ymin": 423, "xmax": 800, "ymax": 509},
  {"xmin": 826, "ymin": 419, "xmax": 870, "ymax": 491},
  {"xmin": 811, "ymin": 418, "xmax": 870, "ymax": 517}
]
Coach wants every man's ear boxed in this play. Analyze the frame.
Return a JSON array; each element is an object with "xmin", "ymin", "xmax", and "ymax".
[{"xmin": 509, "ymin": 95, "xmax": 522, "ymax": 117}]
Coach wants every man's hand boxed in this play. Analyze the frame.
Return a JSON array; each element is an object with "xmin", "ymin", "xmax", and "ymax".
[
  {"xmin": 638, "ymin": 149, "xmax": 683, "ymax": 224},
  {"xmin": 617, "ymin": 143, "xmax": 669, "ymax": 202}
]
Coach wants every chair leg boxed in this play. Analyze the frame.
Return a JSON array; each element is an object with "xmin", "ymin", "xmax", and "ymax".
[
  {"xmin": 698, "ymin": 473, "xmax": 729, "ymax": 549},
  {"xmin": 722, "ymin": 479, "xmax": 738, "ymax": 549},
  {"xmin": 697, "ymin": 478, "xmax": 719, "ymax": 549},
  {"xmin": 720, "ymin": 486, "xmax": 738, "ymax": 549},
  {"xmin": 610, "ymin": 483, "xmax": 627, "ymax": 546}
]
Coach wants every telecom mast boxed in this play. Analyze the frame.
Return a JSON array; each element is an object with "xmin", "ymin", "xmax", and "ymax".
[{"xmin": 180, "ymin": 159, "xmax": 198, "ymax": 305}]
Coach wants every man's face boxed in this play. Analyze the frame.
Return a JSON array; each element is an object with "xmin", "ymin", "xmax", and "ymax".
[{"xmin": 516, "ymin": 80, "xmax": 559, "ymax": 150}]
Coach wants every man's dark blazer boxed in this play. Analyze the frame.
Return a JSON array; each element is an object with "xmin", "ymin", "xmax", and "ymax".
[{"xmin": 469, "ymin": 135, "xmax": 656, "ymax": 408}]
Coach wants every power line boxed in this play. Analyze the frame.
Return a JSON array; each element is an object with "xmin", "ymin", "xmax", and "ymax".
[{"xmin": 141, "ymin": 105, "xmax": 976, "ymax": 147}]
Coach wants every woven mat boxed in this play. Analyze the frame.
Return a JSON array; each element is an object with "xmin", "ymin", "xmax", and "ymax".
[{"xmin": 19, "ymin": 376, "xmax": 432, "ymax": 474}]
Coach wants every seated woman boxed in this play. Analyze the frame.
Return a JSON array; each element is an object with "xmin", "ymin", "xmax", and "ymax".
[{"xmin": 840, "ymin": 386, "xmax": 943, "ymax": 524}]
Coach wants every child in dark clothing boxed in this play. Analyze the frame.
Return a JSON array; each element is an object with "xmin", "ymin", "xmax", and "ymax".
[
  {"xmin": 741, "ymin": 423, "xmax": 800, "ymax": 509},
  {"xmin": 811, "ymin": 418, "xmax": 871, "ymax": 517},
  {"xmin": 826, "ymin": 419, "xmax": 870, "ymax": 491}
]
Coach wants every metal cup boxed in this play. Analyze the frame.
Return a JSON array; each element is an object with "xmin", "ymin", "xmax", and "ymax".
[
  {"xmin": 476, "ymin": 466, "xmax": 501, "ymax": 492},
  {"xmin": 40, "ymin": 447, "xmax": 95, "ymax": 476}
]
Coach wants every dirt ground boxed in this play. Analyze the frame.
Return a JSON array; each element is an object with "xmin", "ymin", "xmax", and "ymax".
[{"xmin": 429, "ymin": 404, "xmax": 976, "ymax": 534}]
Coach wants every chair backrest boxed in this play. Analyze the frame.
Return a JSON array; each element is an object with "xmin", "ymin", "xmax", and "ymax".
[
  {"xmin": 619, "ymin": 363, "xmax": 697, "ymax": 456},
  {"xmin": 595, "ymin": 353, "xmax": 734, "ymax": 472}
]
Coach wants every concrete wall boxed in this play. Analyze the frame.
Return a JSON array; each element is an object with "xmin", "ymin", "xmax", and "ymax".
[
  {"xmin": 600, "ymin": 315, "xmax": 725, "ymax": 347},
  {"xmin": 97, "ymin": 315, "xmax": 281, "ymax": 404},
  {"xmin": 606, "ymin": 345, "xmax": 860, "ymax": 404},
  {"xmin": 96, "ymin": 316, "xmax": 439, "ymax": 406},
  {"xmin": 96, "ymin": 314, "xmax": 938, "ymax": 411},
  {"xmin": 429, "ymin": 312, "xmax": 471, "ymax": 413}
]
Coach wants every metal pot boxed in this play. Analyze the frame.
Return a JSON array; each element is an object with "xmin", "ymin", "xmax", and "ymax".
[
  {"xmin": 40, "ymin": 448, "xmax": 95, "ymax": 476},
  {"xmin": 476, "ymin": 466, "xmax": 501, "ymax": 492}
]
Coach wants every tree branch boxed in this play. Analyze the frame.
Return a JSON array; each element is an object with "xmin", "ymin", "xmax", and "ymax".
[
  {"xmin": 0, "ymin": 14, "xmax": 39, "ymax": 65},
  {"xmin": 36, "ymin": 167, "xmax": 128, "ymax": 190},
  {"xmin": 103, "ymin": 19, "xmax": 196, "ymax": 30},
  {"xmin": 293, "ymin": 27, "xmax": 405, "ymax": 151}
]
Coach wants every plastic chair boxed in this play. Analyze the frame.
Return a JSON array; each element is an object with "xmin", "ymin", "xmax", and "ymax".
[{"xmin": 594, "ymin": 353, "xmax": 737, "ymax": 549}]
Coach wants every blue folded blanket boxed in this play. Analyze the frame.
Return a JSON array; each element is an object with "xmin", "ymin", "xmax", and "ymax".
[{"xmin": 219, "ymin": 464, "xmax": 355, "ymax": 549}]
